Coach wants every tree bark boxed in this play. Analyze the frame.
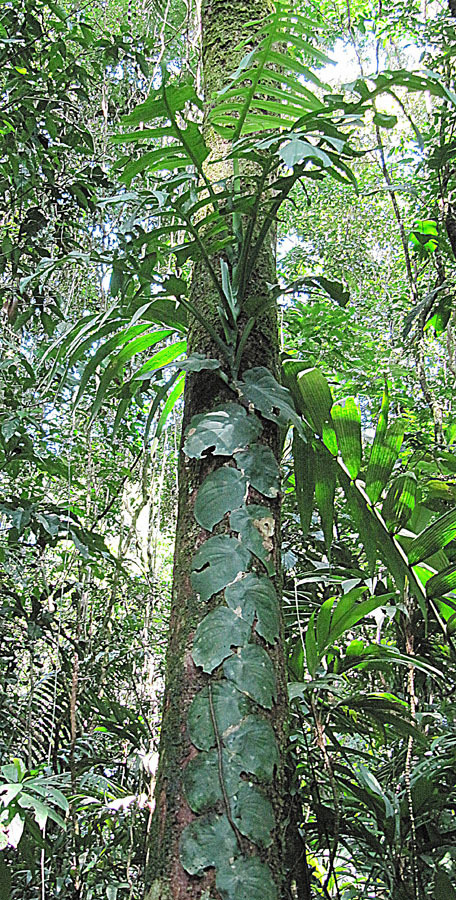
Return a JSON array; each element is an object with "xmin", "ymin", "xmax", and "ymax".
[{"xmin": 145, "ymin": 1, "xmax": 289, "ymax": 898}]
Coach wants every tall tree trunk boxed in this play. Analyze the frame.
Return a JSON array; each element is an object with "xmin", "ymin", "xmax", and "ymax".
[{"xmin": 145, "ymin": 1, "xmax": 289, "ymax": 898}]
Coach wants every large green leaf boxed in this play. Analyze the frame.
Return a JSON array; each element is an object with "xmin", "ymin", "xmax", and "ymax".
[
  {"xmin": 236, "ymin": 367, "xmax": 302, "ymax": 431},
  {"xmin": 314, "ymin": 445, "xmax": 336, "ymax": 550},
  {"xmin": 224, "ymin": 716, "xmax": 278, "ymax": 781},
  {"xmin": 191, "ymin": 536, "xmax": 252, "ymax": 601},
  {"xmin": 292, "ymin": 432, "xmax": 315, "ymax": 537},
  {"xmin": 230, "ymin": 505, "xmax": 275, "ymax": 575},
  {"xmin": 234, "ymin": 444, "xmax": 280, "ymax": 498},
  {"xmin": 381, "ymin": 472, "xmax": 417, "ymax": 532},
  {"xmin": 230, "ymin": 783, "xmax": 275, "ymax": 848},
  {"xmin": 225, "ymin": 573, "xmax": 280, "ymax": 644},
  {"xmin": 408, "ymin": 509, "xmax": 456, "ymax": 565},
  {"xmin": 194, "ymin": 468, "xmax": 247, "ymax": 532},
  {"xmin": 183, "ymin": 751, "xmax": 242, "ymax": 813},
  {"xmin": 331, "ymin": 397, "xmax": 362, "ymax": 479},
  {"xmin": 223, "ymin": 645, "xmax": 277, "ymax": 709},
  {"xmin": 366, "ymin": 416, "xmax": 404, "ymax": 505},
  {"xmin": 187, "ymin": 683, "xmax": 251, "ymax": 751},
  {"xmin": 295, "ymin": 366, "xmax": 333, "ymax": 435},
  {"xmin": 426, "ymin": 564, "xmax": 456, "ymax": 600},
  {"xmin": 216, "ymin": 857, "xmax": 277, "ymax": 900},
  {"xmin": 192, "ymin": 607, "xmax": 251, "ymax": 673},
  {"xmin": 179, "ymin": 814, "xmax": 238, "ymax": 876},
  {"xmin": 184, "ymin": 405, "xmax": 261, "ymax": 459}
]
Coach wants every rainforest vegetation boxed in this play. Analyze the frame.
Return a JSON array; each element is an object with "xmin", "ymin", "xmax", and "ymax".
[{"xmin": 1, "ymin": 0, "xmax": 456, "ymax": 897}]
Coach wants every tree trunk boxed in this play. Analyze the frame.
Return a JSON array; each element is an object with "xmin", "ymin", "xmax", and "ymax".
[{"xmin": 145, "ymin": 2, "xmax": 289, "ymax": 898}]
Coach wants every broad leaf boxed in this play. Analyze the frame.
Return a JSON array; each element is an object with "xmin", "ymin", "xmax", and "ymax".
[
  {"xmin": 192, "ymin": 607, "xmax": 251, "ymax": 673},
  {"xmin": 184, "ymin": 405, "xmax": 261, "ymax": 459},
  {"xmin": 225, "ymin": 573, "xmax": 280, "ymax": 644},
  {"xmin": 179, "ymin": 814, "xmax": 238, "ymax": 876},
  {"xmin": 191, "ymin": 536, "xmax": 252, "ymax": 601},
  {"xmin": 194, "ymin": 468, "xmax": 247, "ymax": 531},
  {"xmin": 223, "ymin": 645, "xmax": 277, "ymax": 709}
]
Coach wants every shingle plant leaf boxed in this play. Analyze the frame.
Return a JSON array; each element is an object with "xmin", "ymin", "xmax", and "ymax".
[
  {"xmin": 230, "ymin": 782, "xmax": 275, "ymax": 847},
  {"xmin": 179, "ymin": 814, "xmax": 239, "ymax": 876},
  {"xmin": 234, "ymin": 443, "xmax": 280, "ymax": 497},
  {"xmin": 224, "ymin": 645, "xmax": 277, "ymax": 709},
  {"xmin": 184, "ymin": 404, "xmax": 261, "ymax": 458},
  {"xmin": 187, "ymin": 682, "xmax": 251, "ymax": 750},
  {"xmin": 225, "ymin": 573, "xmax": 280, "ymax": 644},
  {"xmin": 194, "ymin": 467, "xmax": 247, "ymax": 531},
  {"xmin": 191, "ymin": 535, "xmax": 251, "ymax": 600},
  {"xmin": 236, "ymin": 367, "xmax": 303, "ymax": 432},
  {"xmin": 224, "ymin": 715, "xmax": 279, "ymax": 781},
  {"xmin": 192, "ymin": 607, "xmax": 251, "ymax": 673},
  {"xmin": 183, "ymin": 750, "xmax": 242, "ymax": 812},
  {"xmin": 216, "ymin": 856, "xmax": 278, "ymax": 900},
  {"xmin": 230, "ymin": 505, "xmax": 275, "ymax": 575}
]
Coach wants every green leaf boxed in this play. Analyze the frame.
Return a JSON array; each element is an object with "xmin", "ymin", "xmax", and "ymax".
[
  {"xmin": 187, "ymin": 683, "xmax": 251, "ymax": 751},
  {"xmin": 305, "ymin": 612, "xmax": 318, "ymax": 677},
  {"xmin": 191, "ymin": 536, "xmax": 251, "ymax": 601},
  {"xmin": 365, "ymin": 419, "xmax": 405, "ymax": 505},
  {"xmin": 236, "ymin": 367, "xmax": 302, "ymax": 430},
  {"xmin": 194, "ymin": 468, "xmax": 247, "ymax": 531},
  {"xmin": 225, "ymin": 573, "xmax": 280, "ymax": 644},
  {"xmin": 315, "ymin": 445, "xmax": 336, "ymax": 550},
  {"xmin": 229, "ymin": 505, "xmax": 275, "ymax": 575},
  {"xmin": 332, "ymin": 397, "xmax": 362, "ymax": 479},
  {"xmin": 328, "ymin": 593, "xmax": 386, "ymax": 645},
  {"xmin": 373, "ymin": 112, "xmax": 398, "ymax": 129},
  {"xmin": 178, "ymin": 353, "xmax": 221, "ymax": 372},
  {"xmin": 279, "ymin": 137, "xmax": 331, "ymax": 168},
  {"xmin": 223, "ymin": 645, "xmax": 277, "ymax": 709},
  {"xmin": 426, "ymin": 564, "xmax": 456, "ymax": 600},
  {"xmin": 230, "ymin": 783, "xmax": 275, "ymax": 848},
  {"xmin": 295, "ymin": 367, "xmax": 333, "ymax": 435},
  {"xmin": 216, "ymin": 857, "xmax": 277, "ymax": 900},
  {"xmin": 184, "ymin": 405, "xmax": 261, "ymax": 459},
  {"xmin": 192, "ymin": 607, "xmax": 251, "ymax": 673},
  {"xmin": 292, "ymin": 432, "xmax": 315, "ymax": 537},
  {"xmin": 182, "ymin": 752, "xmax": 236, "ymax": 813},
  {"xmin": 224, "ymin": 715, "xmax": 278, "ymax": 781},
  {"xmin": 433, "ymin": 870, "xmax": 456, "ymax": 900},
  {"xmin": 408, "ymin": 509, "xmax": 456, "ymax": 565},
  {"xmin": 179, "ymin": 814, "xmax": 239, "ymax": 876},
  {"xmin": 381, "ymin": 472, "xmax": 417, "ymax": 532},
  {"xmin": 234, "ymin": 444, "xmax": 280, "ymax": 498}
]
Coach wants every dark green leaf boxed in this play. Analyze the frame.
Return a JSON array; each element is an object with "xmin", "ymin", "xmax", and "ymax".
[
  {"xmin": 223, "ymin": 645, "xmax": 277, "ymax": 709},
  {"xmin": 194, "ymin": 468, "xmax": 247, "ymax": 532},
  {"xmin": 216, "ymin": 857, "xmax": 277, "ymax": 900},
  {"xmin": 224, "ymin": 715, "xmax": 279, "ymax": 781},
  {"xmin": 230, "ymin": 783, "xmax": 275, "ymax": 848},
  {"xmin": 179, "ymin": 814, "xmax": 238, "ymax": 876},
  {"xmin": 192, "ymin": 607, "xmax": 251, "ymax": 673},
  {"xmin": 225, "ymin": 573, "xmax": 280, "ymax": 644},
  {"xmin": 229, "ymin": 505, "xmax": 275, "ymax": 575},
  {"xmin": 184, "ymin": 405, "xmax": 261, "ymax": 459},
  {"xmin": 187, "ymin": 683, "xmax": 251, "ymax": 751},
  {"xmin": 191, "ymin": 536, "xmax": 252, "ymax": 601},
  {"xmin": 234, "ymin": 444, "xmax": 280, "ymax": 498},
  {"xmin": 408, "ymin": 509, "xmax": 456, "ymax": 565}
]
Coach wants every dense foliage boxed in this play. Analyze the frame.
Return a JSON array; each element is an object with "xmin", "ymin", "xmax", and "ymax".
[{"xmin": 1, "ymin": 0, "xmax": 456, "ymax": 897}]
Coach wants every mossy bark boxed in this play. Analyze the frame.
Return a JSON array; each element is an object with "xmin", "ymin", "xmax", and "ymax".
[{"xmin": 145, "ymin": 2, "xmax": 288, "ymax": 898}]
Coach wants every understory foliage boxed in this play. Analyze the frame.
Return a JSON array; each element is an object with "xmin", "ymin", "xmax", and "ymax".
[{"xmin": 1, "ymin": 0, "xmax": 456, "ymax": 897}]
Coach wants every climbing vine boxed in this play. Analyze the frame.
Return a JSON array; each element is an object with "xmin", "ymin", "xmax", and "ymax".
[{"xmin": 178, "ymin": 388, "xmax": 284, "ymax": 899}]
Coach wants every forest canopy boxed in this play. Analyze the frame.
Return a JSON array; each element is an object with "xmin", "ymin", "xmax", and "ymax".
[{"xmin": 1, "ymin": 0, "xmax": 456, "ymax": 898}]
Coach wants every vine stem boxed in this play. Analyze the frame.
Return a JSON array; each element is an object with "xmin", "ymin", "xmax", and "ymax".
[{"xmin": 208, "ymin": 682, "xmax": 246, "ymax": 853}]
